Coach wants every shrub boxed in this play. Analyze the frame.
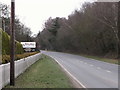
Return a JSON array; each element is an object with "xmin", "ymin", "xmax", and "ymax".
[
  {"xmin": 2, "ymin": 55, "xmax": 10, "ymax": 64},
  {"xmin": 2, "ymin": 52, "xmax": 39, "ymax": 64},
  {"xmin": 15, "ymin": 41, "xmax": 24, "ymax": 54},
  {"xmin": 0, "ymin": 29, "xmax": 24, "ymax": 55},
  {"xmin": 0, "ymin": 29, "xmax": 2, "ymax": 63},
  {"xmin": 2, "ymin": 29, "xmax": 10, "ymax": 55},
  {"xmin": 0, "ymin": 29, "xmax": 39, "ymax": 64}
]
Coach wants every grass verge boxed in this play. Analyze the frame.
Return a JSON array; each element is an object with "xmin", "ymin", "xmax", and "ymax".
[
  {"xmin": 5, "ymin": 54, "xmax": 73, "ymax": 88},
  {"xmin": 63, "ymin": 51, "xmax": 119, "ymax": 65},
  {"xmin": 80, "ymin": 54, "xmax": 119, "ymax": 65}
]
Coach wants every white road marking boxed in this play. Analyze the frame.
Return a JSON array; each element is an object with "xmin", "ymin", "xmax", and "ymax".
[
  {"xmin": 84, "ymin": 62, "xmax": 87, "ymax": 64},
  {"xmin": 97, "ymin": 67, "xmax": 101, "ymax": 69},
  {"xmin": 90, "ymin": 65, "xmax": 94, "ymax": 67},
  {"xmin": 106, "ymin": 70, "xmax": 111, "ymax": 73},
  {"xmin": 81, "ymin": 61, "xmax": 83, "ymax": 62},
  {"xmin": 48, "ymin": 55, "xmax": 86, "ymax": 88}
]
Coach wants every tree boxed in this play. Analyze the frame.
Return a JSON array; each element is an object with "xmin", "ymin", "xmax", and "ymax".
[
  {"xmin": 36, "ymin": 2, "xmax": 118, "ymax": 59},
  {"xmin": 0, "ymin": 3, "xmax": 33, "ymax": 42}
]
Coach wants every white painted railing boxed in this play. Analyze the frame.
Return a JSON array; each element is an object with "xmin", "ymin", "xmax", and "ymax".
[{"xmin": 0, "ymin": 53, "xmax": 41, "ymax": 90}]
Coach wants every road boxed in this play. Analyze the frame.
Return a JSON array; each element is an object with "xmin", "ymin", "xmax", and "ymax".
[{"xmin": 41, "ymin": 51, "xmax": 118, "ymax": 88}]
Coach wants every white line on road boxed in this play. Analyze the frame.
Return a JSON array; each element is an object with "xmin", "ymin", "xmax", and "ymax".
[
  {"xmin": 80, "ymin": 61, "xmax": 83, "ymax": 63},
  {"xmin": 48, "ymin": 55, "xmax": 86, "ymax": 88},
  {"xmin": 97, "ymin": 67, "xmax": 101, "ymax": 69},
  {"xmin": 106, "ymin": 70, "xmax": 111, "ymax": 73},
  {"xmin": 90, "ymin": 65, "xmax": 94, "ymax": 67}
]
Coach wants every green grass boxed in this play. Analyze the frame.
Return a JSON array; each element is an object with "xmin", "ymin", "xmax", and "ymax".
[
  {"xmin": 5, "ymin": 55, "xmax": 73, "ymax": 88},
  {"xmin": 81, "ymin": 54, "xmax": 119, "ymax": 65},
  {"xmin": 62, "ymin": 51, "xmax": 119, "ymax": 65}
]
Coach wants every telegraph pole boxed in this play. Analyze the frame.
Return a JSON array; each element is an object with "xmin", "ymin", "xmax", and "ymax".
[
  {"xmin": 10, "ymin": 0, "xmax": 15, "ymax": 86},
  {"xmin": 118, "ymin": 1, "xmax": 120, "ymax": 59}
]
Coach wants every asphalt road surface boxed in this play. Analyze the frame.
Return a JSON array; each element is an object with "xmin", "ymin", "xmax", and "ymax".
[{"xmin": 41, "ymin": 51, "xmax": 118, "ymax": 88}]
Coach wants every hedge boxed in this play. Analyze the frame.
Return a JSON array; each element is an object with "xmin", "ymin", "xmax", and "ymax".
[
  {"xmin": 15, "ymin": 41, "xmax": 24, "ymax": 54},
  {"xmin": 0, "ymin": 28, "xmax": 24, "ymax": 55},
  {"xmin": 0, "ymin": 29, "xmax": 1, "ymax": 64},
  {"xmin": 2, "ymin": 52, "xmax": 39, "ymax": 64},
  {"xmin": 1, "ymin": 29, "xmax": 10, "ymax": 55},
  {"xmin": 0, "ymin": 29, "xmax": 39, "ymax": 64}
]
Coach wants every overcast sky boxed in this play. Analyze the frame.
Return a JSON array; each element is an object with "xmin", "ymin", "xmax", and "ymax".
[{"xmin": 0, "ymin": 0, "xmax": 94, "ymax": 35}]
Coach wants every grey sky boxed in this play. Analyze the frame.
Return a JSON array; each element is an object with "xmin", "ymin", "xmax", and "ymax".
[{"xmin": 0, "ymin": 0, "xmax": 94, "ymax": 35}]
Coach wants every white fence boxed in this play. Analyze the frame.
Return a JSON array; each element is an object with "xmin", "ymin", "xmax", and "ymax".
[{"xmin": 0, "ymin": 53, "xmax": 41, "ymax": 90}]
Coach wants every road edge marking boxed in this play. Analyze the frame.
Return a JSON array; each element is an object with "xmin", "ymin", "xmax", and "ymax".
[{"xmin": 46, "ymin": 55, "xmax": 86, "ymax": 88}]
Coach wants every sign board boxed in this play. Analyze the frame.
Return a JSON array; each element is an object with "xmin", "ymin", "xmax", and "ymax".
[{"xmin": 21, "ymin": 42, "xmax": 36, "ymax": 48}]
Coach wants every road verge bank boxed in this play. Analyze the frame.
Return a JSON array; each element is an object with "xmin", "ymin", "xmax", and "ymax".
[
  {"xmin": 45, "ymin": 54, "xmax": 85, "ymax": 88},
  {"xmin": 0, "ymin": 53, "xmax": 41, "ymax": 89},
  {"xmin": 5, "ymin": 54, "xmax": 73, "ymax": 88}
]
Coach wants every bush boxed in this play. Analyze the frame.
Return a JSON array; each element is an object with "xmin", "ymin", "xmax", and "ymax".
[
  {"xmin": 2, "ymin": 55, "xmax": 10, "ymax": 64},
  {"xmin": 0, "ymin": 29, "xmax": 24, "ymax": 55},
  {"xmin": 0, "ymin": 29, "xmax": 2, "ymax": 63},
  {"xmin": 0, "ymin": 29, "xmax": 2, "ymax": 53},
  {"xmin": 2, "ymin": 29, "xmax": 10, "ymax": 55},
  {"xmin": 2, "ymin": 52, "xmax": 39, "ymax": 64},
  {"xmin": 15, "ymin": 41, "xmax": 24, "ymax": 54}
]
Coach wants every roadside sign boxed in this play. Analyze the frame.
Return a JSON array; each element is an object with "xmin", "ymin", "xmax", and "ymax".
[{"xmin": 21, "ymin": 42, "xmax": 36, "ymax": 48}]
